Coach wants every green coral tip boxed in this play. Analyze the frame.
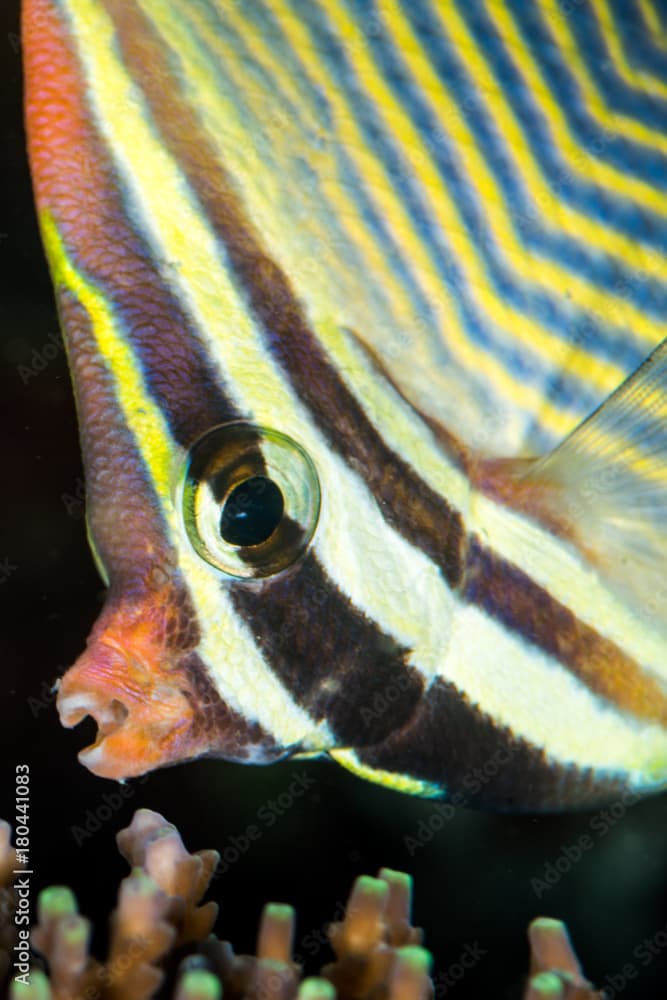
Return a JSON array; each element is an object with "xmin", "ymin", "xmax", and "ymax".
[
  {"xmin": 355, "ymin": 875, "xmax": 388, "ymax": 897},
  {"xmin": 297, "ymin": 978, "xmax": 337, "ymax": 1000},
  {"xmin": 527, "ymin": 971, "xmax": 563, "ymax": 997},
  {"xmin": 257, "ymin": 958, "xmax": 290, "ymax": 973},
  {"xmin": 177, "ymin": 969, "xmax": 222, "ymax": 1000},
  {"xmin": 264, "ymin": 903, "xmax": 294, "ymax": 923},
  {"xmin": 126, "ymin": 868, "xmax": 160, "ymax": 894},
  {"xmin": 396, "ymin": 945, "xmax": 433, "ymax": 973},
  {"xmin": 531, "ymin": 918, "xmax": 565, "ymax": 932},
  {"xmin": 379, "ymin": 868, "xmax": 411, "ymax": 889},
  {"xmin": 38, "ymin": 885, "xmax": 77, "ymax": 918},
  {"xmin": 10, "ymin": 968, "xmax": 51, "ymax": 1000},
  {"xmin": 60, "ymin": 914, "xmax": 89, "ymax": 945}
]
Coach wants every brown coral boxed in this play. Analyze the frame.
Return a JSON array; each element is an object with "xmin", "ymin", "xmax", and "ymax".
[
  {"xmin": 524, "ymin": 918, "xmax": 603, "ymax": 999},
  {"xmin": 0, "ymin": 809, "xmax": 602, "ymax": 1000}
]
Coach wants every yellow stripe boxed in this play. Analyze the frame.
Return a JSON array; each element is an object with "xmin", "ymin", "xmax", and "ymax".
[
  {"xmin": 639, "ymin": 0, "xmax": 667, "ymax": 49},
  {"xmin": 546, "ymin": 0, "xmax": 667, "ymax": 144},
  {"xmin": 181, "ymin": 3, "xmax": 427, "ymax": 346},
  {"xmin": 183, "ymin": 1, "xmax": 528, "ymax": 450},
  {"xmin": 593, "ymin": 0, "xmax": 667, "ymax": 98},
  {"xmin": 294, "ymin": 0, "xmax": 616, "ymax": 401},
  {"xmin": 442, "ymin": 600, "xmax": 667, "ymax": 784},
  {"xmin": 330, "ymin": 749, "xmax": 444, "ymax": 798},
  {"xmin": 382, "ymin": 0, "xmax": 667, "ymax": 400},
  {"xmin": 41, "ymin": 208, "xmax": 333, "ymax": 751},
  {"xmin": 269, "ymin": 0, "xmax": 667, "ymax": 444},
  {"xmin": 180, "ymin": 0, "xmax": 465, "ymax": 429},
  {"xmin": 429, "ymin": 1, "xmax": 667, "ymax": 334},
  {"xmin": 255, "ymin": 0, "xmax": 591, "ymax": 443},
  {"xmin": 491, "ymin": 2, "xmax": 667, "ymax": 210},
  {"xmin": 65, "ymin": 0, "xmax": 465, "ymax": 683}
]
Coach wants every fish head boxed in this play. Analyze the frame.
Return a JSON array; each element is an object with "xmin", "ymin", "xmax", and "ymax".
[
  {"xmin": 24, "ymin": 0, "xmax": 466, "ymax": 784},
  {"xmin": 23, "ymin": 0, "xmax": 667, "ymax": 809},
  {"xmin": 57, "ymin": 408, "xmax": 460, "ymax": 781}
]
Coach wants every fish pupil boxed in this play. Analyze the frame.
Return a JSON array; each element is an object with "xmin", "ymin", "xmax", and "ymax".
[{"xmin": 220, "ymin": 476, "xmax": 284, "ymax": 547}]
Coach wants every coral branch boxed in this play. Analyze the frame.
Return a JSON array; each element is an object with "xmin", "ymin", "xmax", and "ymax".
[
  {"xmin": 116, "ymin": 809, "xmax": 219, "ymax": 946},
  {"xmin": 525, "ymin": 918, "xmax": 603, "ymax": 999},
  {"xmin": 0, "ymin": 810, "xmax": 605, "ymax": 1000},
  {"xmin": 31, "ymin": 887, "xmax": 98, "ymax": 999}
]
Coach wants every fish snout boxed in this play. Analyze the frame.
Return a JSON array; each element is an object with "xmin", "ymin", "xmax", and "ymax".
[
  {"xmin": 56, "ymin": 592, "xmax": 293, "ymax": 778},
  {"xmin": 56, "ymin": 635, "xmax": 204, "ymax": 779}
]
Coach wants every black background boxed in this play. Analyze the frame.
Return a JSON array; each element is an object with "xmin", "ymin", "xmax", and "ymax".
[{"xmin": 2, "ymin": 2, "xmax": 667, "ymax": 997}]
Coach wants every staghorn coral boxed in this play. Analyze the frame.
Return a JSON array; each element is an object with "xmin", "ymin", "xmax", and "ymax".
[
  {"xmin": 0, "ymin": 810, "xmax": 600, "ymax": 1000},
  {"xmin": 524, "ymin": 918, "xmax": 602, "ymax": 1000}
]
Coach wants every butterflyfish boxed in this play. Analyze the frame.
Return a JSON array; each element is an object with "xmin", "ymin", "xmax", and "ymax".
[{"xmin": 22, "ymin": 0, "xmax": 667, "ymax": 810}]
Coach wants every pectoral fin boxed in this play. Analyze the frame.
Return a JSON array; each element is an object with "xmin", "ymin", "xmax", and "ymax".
[{"xmin": 524, "ymin": 338, "xmax": 667, "ymax": 625}]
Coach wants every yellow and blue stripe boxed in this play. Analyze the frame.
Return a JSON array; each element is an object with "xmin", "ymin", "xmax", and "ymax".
[{"xmin": 23, "ymin": 0, "xmax": 667, "ymax": 809}]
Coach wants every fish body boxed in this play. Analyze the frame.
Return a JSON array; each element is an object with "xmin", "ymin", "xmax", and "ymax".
[{"xmin": 22, "ymin": 0, "xmax": 667, "ymax": 809}]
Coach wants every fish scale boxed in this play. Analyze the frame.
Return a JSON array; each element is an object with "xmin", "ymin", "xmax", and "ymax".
[{"xmin": 22, "ymin": 0, "xmax": 667, "ymax": 810}]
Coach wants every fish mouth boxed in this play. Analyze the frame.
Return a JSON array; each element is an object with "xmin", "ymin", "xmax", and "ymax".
[
  {"xmin": 56, "ymin": 633, "xmax": 290, "ymax": 778},
  {"xmin": 57, "ymin": 686, "xmax": 131, "ymax": 771},
  {"xmin": 56, "ymin": 638, "xmax": 205, "ymax": 780}
]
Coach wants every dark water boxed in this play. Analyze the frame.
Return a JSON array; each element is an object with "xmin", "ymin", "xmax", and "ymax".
[{"xmin": 2, "ymin": 3, "xmax": 667, "ymax": 997}]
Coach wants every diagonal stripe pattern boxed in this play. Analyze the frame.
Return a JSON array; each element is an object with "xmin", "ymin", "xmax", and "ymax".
[{"xmin": 22, "ymin": 0, "xmax": 667, "ymax": 808}]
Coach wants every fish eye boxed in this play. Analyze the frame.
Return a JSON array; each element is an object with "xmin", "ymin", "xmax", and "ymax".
[
  {"xmin": 220, "ymin": 475, "xmax": 285, "ymax": 547},
  {"xmin": 180, "ymin": 422, "xmax": 320, "ymax": 579}
]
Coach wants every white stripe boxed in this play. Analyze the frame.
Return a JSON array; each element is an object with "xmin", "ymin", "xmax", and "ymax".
[
  {"xmin": 50, "ymin": 222, "xmax": 333, "ymax": 752},
  {"xmin": 472, "ymin": 493, "xmax": 667, "ymax": 688},
  {"xmin": 65, "ymin": 0, "xmax": 461, "ymax": 684},
  {"xmin": 441, "ymin": 602, "xmax": 667, "ymax": 783},
  {"xmin": 61, "ymin": 0, "xmax": 667, "ymax": 787}
]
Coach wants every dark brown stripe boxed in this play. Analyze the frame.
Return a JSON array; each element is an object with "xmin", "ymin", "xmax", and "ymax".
[
  {"xmin": 232, "ymin": 553, "xmax": 425, "ymax": 746},
  {"xmin": 180, "ymin": 652, "xmax": 286, "ymax": 763},
  {"xmin": 51, "ymin": 0, "xmax": 427, "ymax": 750},
  {"xmin": 62, "ymin": 3, "xmax": 664, "ymax": 765},
  {"xmin": 104, "ymin": 0, "xmax": 465, "ymax": 591},
  {"xmin": 42, "ymin": 6, "xmax": 241, "ymax": 449},
  {"xmin": 58, "ymin": 286, "xmax": 169, "ymax": 581},
  {"xmin": 57, "ymin": 293, "xmax": 280, "ymax": 763},
  {"xmin": 99, "ymin": 1, "xmax": 665, "ymax": 736},
  {"xmin": 463, "ymin": 537, "xmax": 667, "ymax": 725},
  {"xmin": 357, "ymin": 678, "xmax": 632, "ymax": 812}
]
